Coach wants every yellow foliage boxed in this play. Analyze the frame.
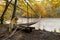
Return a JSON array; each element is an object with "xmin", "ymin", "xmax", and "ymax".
[
  {"xmin": 42, "ymin": 8, "xmax": 47, "ymax": 15},
  {"xmin": 0, "ymin": 6, "xmax": 3, "ymax": 11}
]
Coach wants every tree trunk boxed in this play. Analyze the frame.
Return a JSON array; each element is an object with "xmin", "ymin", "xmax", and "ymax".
[
  {"xmin": 0, "ymin": 0, "xmax": 12, "ymax": 24},
  {"xmin": 11, "ymin": 0, "xmax": 17, "ymax": 20}
]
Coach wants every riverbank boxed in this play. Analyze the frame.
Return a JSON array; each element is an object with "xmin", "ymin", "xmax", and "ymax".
[{"xmin": 0, "ymin": 26, "xmax": 60, "ymax": 40}]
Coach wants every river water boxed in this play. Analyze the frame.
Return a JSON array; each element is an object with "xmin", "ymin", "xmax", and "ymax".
[{"xmin": 5, "ymin": 18, "xmax": 60, "ymax": 32}]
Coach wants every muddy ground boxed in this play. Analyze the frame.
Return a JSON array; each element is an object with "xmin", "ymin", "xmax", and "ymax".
[{"xmin": 0, "ymin": 26, "xmax": 60, "ymax": 40}]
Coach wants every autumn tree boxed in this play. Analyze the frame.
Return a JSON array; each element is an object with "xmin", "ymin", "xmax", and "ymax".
[
  {"xmin": 11, "ymin": 0, "xmax": 17, "ymax": 20},
  {"xmin": 0, "ymin": 0, "xmax": 12, "ymax": 24}
]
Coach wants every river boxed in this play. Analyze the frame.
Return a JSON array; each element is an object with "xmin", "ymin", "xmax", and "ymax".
[{"xmin": 5, "ymin": 18, "xmax": 60, "ymax": 32}]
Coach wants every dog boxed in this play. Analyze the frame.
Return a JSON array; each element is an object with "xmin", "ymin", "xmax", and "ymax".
[{"xmin": 9, "ymin": 17, "xmax": 18, "ymax": 32}]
